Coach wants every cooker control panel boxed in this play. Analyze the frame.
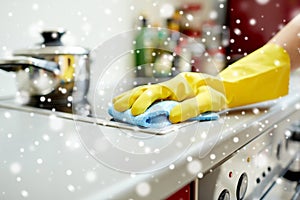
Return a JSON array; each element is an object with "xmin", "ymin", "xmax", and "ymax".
[
  {"xmin": 197, "ymin": 110, "xmax": 300, "ymax": 200},
  {"xmin": 218, "ymin": 189, "xmax": 230, "ymax": 200}
]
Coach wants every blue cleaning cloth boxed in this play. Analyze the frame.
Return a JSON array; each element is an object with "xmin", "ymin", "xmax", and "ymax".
[{"xmin": 108, "ymin": 100, "xmax": 219, "ymax": 129}]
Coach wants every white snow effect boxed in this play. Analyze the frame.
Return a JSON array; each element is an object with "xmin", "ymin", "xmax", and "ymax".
[
  {"xmin": 249, "ymin": 18, "xmax": 257, "ymax": 26},
  {"xmin": 254, "ymin": 154, "xmax": 268, "ymax": 167},
  {"xmin": 129, "ymin": 5, "xmax": 135, "ymax": 11},
  {"xmin": 233, "ymin": 137, "xmax": 239, "ymax": 143},
  {"xmin": 16, "ymin": 177, "xmax": 22, "ymax": 182},
  {"xmin": 209, "ymin": 10, "xmax": 218, "ymax": 20},
  {"xmin": 276, "ymin": 178, "xmax": 283, "ymax": 184},
  {"xmin": 4, "ymin": 112, "xmax": 11, "ymax": 119},
  {"xmin": 232, "ymin": 71, "xmax": 239, "ymax": 77},
  {"xmin": 66, "ymin": 169, "xmax": 72, "ymax": 176},
  {"xmin": 104, "ymin": 8, "xmax": 112, "ymax": 15},
  {"xmin": 210, "ymin": 154, "xmax": 216, "ymax": 160},
  {"xmin": 154, "ymin": 148, "xmax": 160, "ymax": 154},
  {"xmin": 138, "ymin": 141, "xmax": 144, "ymax": 147},
  {"xmin": 14, "ymin": 91, "xmax": 30, "ymax": 105},
  {"xmin": 274, "ymin": 60, "xmax": 281, "ymax": 66},
  {"xmin": 42, "ymin": 134, "xmax": 50, "ymax": 141},
  {"xmin": 146, "ymin": 90, "xmax": 153, "ymax": 96},
  {"xmin": 197, "ymin": 172, "xmax": 204, "ymax": 179},
  {"xmin": 201, "ymin": 132, "xmax": 207, "ymax": 139},
  {"xmin": 160, "ymin": 3, "xmax": 175, "ymax": 18},
  {"xmin": 32, "ymin": 3, "xmax": 39, "ymax": 11},
  {"xmin": 169, "ymin": 164, "xmax": 175, "ymax": 170},
  {"xmin": 136, "ymin": 182, "xmax": 151, "ymax": 197},
  {"xmin": 144, "ymin": 146, "xmax": 151, "ymax": 154},
  {"xmin": 10, "ymin": 162, "xmax": 22, "ymax": 174},
  {"xmin": 189, "ymin": 136, "xmax": 195, "ymax": 143},
  {"xmin": 21, "ymin": 190, "xmax": 29, "ymax": 198},
  {"xmin": 82, "ymin": 16, "xmax": 88, "ymax": 22},
  {"xmin": 130, "ymin": 173, "xmax": 136, "ymax": 178},
  {"xmin": 187, "ymin": 156, "xmax": 193, "ymax": 162},
  {"xmin": 59, "ymin": 87, "xmax": 67, "ymax": 94},
  {"xmin": 65, "ymin": 136, "xmax": 81, "ymax": 150},
  {"xmin": 67, "ymin": 184, "xmax": 75, "ymax": 192},
  {"xmin": 187, "ymin": 160, "xmax": 202, "ymax": 174},
  {"xmin": 256, "ymin": 0, "xmax": 270, "ymax": 5},
  {"xmin": 36, "ymin": 158, "xmax": 43, "ymax": 164},
  {"xmin": 234, "ymin": 28, "xmax": 242, "ymax": 35},
  {"xmin": 252, "ymin": 108, "xmax": 260, "ymax": 115},
  {"xmin": 186, "ymin": 14, "xmax": 194, "ymax": 21},
  {"xmin": 85, "ymin": 171, "xmax": 97, "ymax": 182},
  {"xmin": 67, "ymin": 96, "xmax": 73, "ymax": 102},
  {"xmin": 40, "ymin": 96, "xmax": 46, "ymax": 102},
  {"xmin": 49, "ymin": 114, "xmax": 63, "ymax": 131}
]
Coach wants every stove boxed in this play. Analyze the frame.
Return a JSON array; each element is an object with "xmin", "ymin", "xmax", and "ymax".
[{"xmin": 0, "ymin": 71, "xmax": 299, "ymax": 200}]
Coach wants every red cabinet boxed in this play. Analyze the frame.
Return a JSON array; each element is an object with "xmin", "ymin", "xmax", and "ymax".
[
  {"xmin": 165, "ymin": 183, "xmax": 191, "ymax": 200},
  {"xmin": 227, "ymin": 0, "xmax": 300, "ymax": 61}
]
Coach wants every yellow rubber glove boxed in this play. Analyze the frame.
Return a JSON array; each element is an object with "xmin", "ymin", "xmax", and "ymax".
[
  {"xmin": 220, "ymin": 43, "xmax": 290, "ymax": 107},
  {"xmin": 113, "ymin": 43, "xmax": 290, "ymax": 123},
  {"xmin": 113, "ymin": 73, "xmax": 226, "ymax": 122}
]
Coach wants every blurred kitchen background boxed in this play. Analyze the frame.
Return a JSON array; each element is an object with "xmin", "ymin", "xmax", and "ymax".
[{"xmin": 1, "ymin": 0, "xmax": 300, "ymax": 110}]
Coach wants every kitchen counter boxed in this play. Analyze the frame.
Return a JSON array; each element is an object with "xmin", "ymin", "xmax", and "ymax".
[{"xmin": 1, "ymin": 72, "xmax": 300, "ymax": 199}]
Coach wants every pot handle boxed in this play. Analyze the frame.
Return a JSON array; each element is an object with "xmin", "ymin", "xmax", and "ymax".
[
  {"xmin": 41, "ymin": 29, "xmax": 65, "ymax": 46},
  {"xmin": 0, "ymin": 56, "xmax": 60, "ymax": 75}
]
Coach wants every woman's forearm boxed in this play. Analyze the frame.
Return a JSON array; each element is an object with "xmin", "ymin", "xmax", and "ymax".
[{"xmin": 268, "ymin": 14, "xmax": 300, "ymax": 71}]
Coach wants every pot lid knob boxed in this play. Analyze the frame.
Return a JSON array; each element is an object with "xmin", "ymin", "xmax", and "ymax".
[
  {"xmin": 287, "ymin": 121, "xmax": 300, "ymax": 142},
  {"xmin": 41, "ymin": 28, "xmax": 65, "ymax": 46}
]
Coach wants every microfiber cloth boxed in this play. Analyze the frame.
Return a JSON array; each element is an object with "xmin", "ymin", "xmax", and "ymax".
[{"xmin": 108, "ymin": 100, "xmax": 219, "ymax": 129}]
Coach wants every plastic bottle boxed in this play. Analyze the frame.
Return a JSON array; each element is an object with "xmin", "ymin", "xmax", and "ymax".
[
  {"xmin": 153, "ymin": 27, "xmax": 172, "ymax": 77},
  {"xmin": 134, "ymin": 17, "xmax": 155, "ymax": 77}
]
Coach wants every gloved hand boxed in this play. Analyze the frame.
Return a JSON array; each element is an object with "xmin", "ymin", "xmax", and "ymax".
[
  {"xmin": 113, "ymin": 43, "xmax": 290, "ymax": 123},
  {"xmin": 220, "ymin": 43, "xmax": 290, "ymax": 108},
  {"xmin": 113, "ymin": 73, "xmax": 227, "ymax": 123}
]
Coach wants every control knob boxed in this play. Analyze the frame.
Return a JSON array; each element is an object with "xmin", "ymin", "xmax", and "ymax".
[
  {"xmin": 236, "ymin": 173, "xmax": 248, "ymax": 200},
  {"xmin": 218, "ymin": 189, "xmax": 230, "ymax": 200}
]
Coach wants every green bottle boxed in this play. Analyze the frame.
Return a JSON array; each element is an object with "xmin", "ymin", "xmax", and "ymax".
[
  {"xmin": 152, "ymin": 25, "xmax": 173, "ymax": 78},
  {"xmin": 134, "ymin": 17, "xmax": 154, "ymax": 77}
]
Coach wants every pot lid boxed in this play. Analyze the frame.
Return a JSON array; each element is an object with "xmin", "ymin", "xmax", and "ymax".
[
  {"xmin": 14, "ymin": 46, "xmax": 89, "ymax": 56},
  {"xmin": 13, "ymin": 29, "xmax": 89, "ymax": 56}
]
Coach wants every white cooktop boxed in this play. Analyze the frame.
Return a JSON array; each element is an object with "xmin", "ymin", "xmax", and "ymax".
[{"xmin": 0, "ymin": 72, "xmax": 299, "ymax": 199}]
